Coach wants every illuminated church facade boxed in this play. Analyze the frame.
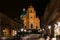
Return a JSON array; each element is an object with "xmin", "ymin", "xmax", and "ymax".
[{"xmin": 20, "ymin": 5, "xmax": 40, "ymax": 30}]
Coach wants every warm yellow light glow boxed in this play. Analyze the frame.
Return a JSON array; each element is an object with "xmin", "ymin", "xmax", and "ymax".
[
  {"xmin": 51, "ymin": 38, "xmax": 56, "ymax": 40},
  {"xmin": 12, "ymin": 30, "xmax": 17, "ymax": 36},
  {"xmin": 4, "ymin": 28, "xmax": 10, "ymax": 37},
  {"xmin": 43, "ymin": 28, "xmax": 44, "ymax": 31},
  {"xmin": 24, "ymin": 29, "xmax": 27, "ymax": 32},
  {"xmin": 54, "ymin": 25, "xmax": 60, "ymax": 37},
  {"xmin": 38, "ymin": 29, "xmax": 42, "ymax": 32},
  {"xmin": 57, "ymin": 22, "xmax": 60, "ymax": 27},
  {"xmin": 48, "ymin": 25, "xmax": 51, "ymax": 29},
  {"xmin": 54, "ymin": 24, "xmax": 57, "ymax": 29}
]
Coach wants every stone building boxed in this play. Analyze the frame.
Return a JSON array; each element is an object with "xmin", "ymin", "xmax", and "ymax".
[
  {"xmin": 21, "ymin": 5, "xmax": 40, "ymax": 30},
  {"xmin": 0, "ymin": 13, "xmax": 23, "ymax": 37},
  {"xmin": 41, "ymin": 0, "xmax": 60, "ymax": 27},
  {"xmin": 41, "ymin": 0, "xmax": 60, "ymax": 37}
]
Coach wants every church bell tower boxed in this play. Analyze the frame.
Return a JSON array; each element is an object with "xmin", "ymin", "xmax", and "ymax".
[{"xmin": 23, "ymin": 5, "xmax": 40, "ymax": 30}]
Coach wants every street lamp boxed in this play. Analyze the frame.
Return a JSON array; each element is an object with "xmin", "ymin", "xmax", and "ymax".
[
  {"xmin": 21, "ymin": 28, "xmax": 24, "ymax": 32},
  {"xmin": 23, "ymin": 8, "xmax": 25, "ymax": 11},
  {"xmin": 24, "ymin": 29, "xmax": 27, "ymax": 32},
  {"xmin": 54, "ymin": 24, "xmax": 58, "ymax": 29},
  {"xmin": 43, "ymin": 28, "xmax": 44, "ymax": 31},
  {"xmin": 57, "ymin": 22, "xmax": 60, "ymax": 27},
  {"xmin": 48, "ymin": 25, "xmax": 51, "ymax": 29},
  {"xmin": 48, "ymin": 25, "xmax": 51, "ymax": 37}
]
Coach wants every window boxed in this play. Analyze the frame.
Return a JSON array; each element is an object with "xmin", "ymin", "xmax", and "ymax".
[{"xmin": 30, "ymin": 10, "xmax": 32, "ymax": 13}]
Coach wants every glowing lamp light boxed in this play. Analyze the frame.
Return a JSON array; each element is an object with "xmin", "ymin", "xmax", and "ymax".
[
  {"xmin": 12, "ymin": 30, "xmax": 17, "ymax": 36},
  {"xmin": 23, "ymin": 8, "xmax": 25, "ymax": 11},
  {"xmin": 48, "ymin": 25, "xmax": 51, "ymax": 29},
  {"xmin": 43, "ymin": 28, "xmax": 44, "ymax": 31},
  {"xmin": 21, "ymin": 28, "xmax": 24, "ymax": 32},
  {"xmin": 54, "ymin": 24, "xmax": 57, "ymax": 29},
  {"xmin": 24, "ymin": 29, "xmax": 27, "ymax": 32},
  {"xmin": 38, "ymin": 29, "xmax": 42, "ymax": 32},
  {"xmin": 3, "ymin": 30, "xmax": 5, "ymax": 32},
  {"xmin": 40, "ymin": 29, "xmax": 42, "ymax": 32},
  {"xmin": 15, "ymin": 31, "xmax": 17, "ymax": 35},
  {"xmin": 52, "ymin": 38, "xmax": 56, "ymax": 40},
  {"xmin": 57, "ymin": 22, "xmax": 60, "ymax": 27}
]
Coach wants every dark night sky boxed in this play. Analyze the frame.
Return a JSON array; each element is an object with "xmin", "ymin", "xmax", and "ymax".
[{"xmin": 0, "ymin": 0, "xmax": 50, "ymax": 19}]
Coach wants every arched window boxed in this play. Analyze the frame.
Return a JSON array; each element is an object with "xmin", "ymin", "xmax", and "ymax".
[
  {"xmin": 29, "ymin": 10, "xmax": 32, "ymax": 13},
  {"xmin": 30, "ymin": 10, "xmax": 32, "ymax": 13}
]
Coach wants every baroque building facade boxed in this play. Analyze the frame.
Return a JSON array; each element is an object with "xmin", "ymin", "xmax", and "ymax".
[{"xmin": 21, "ymin": 5, "xmax": 40, "ymax": 30}]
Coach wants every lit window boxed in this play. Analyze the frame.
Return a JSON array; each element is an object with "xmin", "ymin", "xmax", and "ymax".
[{"xmin": 48, "ymin": 25, "xmax": 51, "ymax": 29}]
